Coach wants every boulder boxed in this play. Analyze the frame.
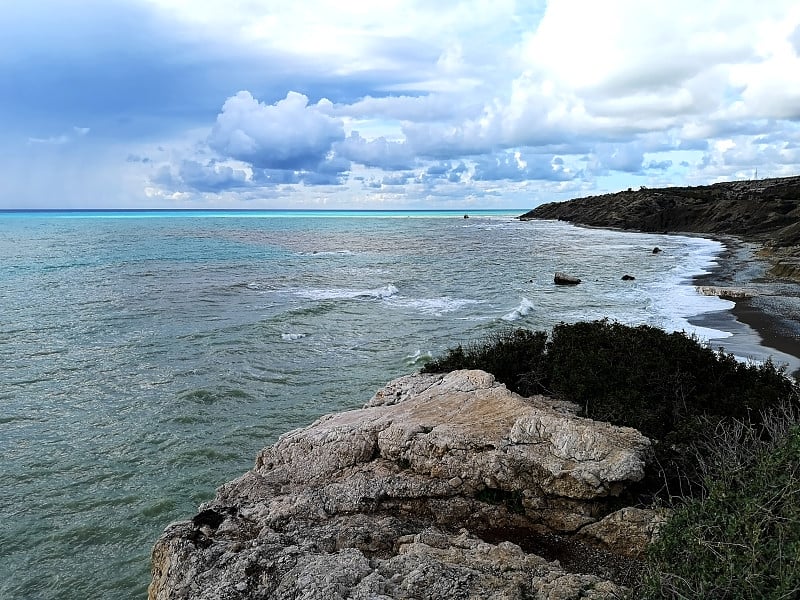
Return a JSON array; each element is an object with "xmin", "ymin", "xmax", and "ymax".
[
  {"xmin": 577, "ymin": 507, "xmax": 668, "ymax": 558},
  {"xmin": 554, "ymin": 272, "xmax": 581, "ymax": 285},
  {"xmin": 621, "ymin": 275, "xmax": 636, "ymax": 281},
  {"xmin": 150, "ymin": 370, "xmax": 653, "ymax": 599}
]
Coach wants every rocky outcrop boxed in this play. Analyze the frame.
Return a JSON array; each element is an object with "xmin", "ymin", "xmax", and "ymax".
[
  {"xmin": 520, "ymin": 175, "xmax": 800, "ymax": 282},
  {"xmin": 150, "ymin": 370, "xmax": 654, "ymax": 600}
]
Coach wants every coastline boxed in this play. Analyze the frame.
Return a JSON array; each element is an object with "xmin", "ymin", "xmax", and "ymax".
[
  {"xmin": 537, "ymin": 218, "xmax": 800, "ymax": 378},
  {"xmin": 689, "ymin": 236, "xmax": 800, "ymax": 379}
]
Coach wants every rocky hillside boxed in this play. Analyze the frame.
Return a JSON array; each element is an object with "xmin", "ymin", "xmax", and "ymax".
[{"xmin": 520, "ymin": 176, "xmax": 800, "ymax": 280}]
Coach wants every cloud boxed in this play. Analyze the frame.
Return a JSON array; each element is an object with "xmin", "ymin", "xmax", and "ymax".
[
  {"xmin": 791, "ymin": 24, "xmax": 800, "ymax": 53},
  {"xmin": 472, "ymin": 152, "xmax": 580, "ymax": 182},
  {"xmin": 5, "ymin": 0, "xmax": 800, "ymax": 209},
  {"xmin": 588, "ymin": 143, "xmax": 645, "ymax": 174},
  {"xmin": 645, "ymin": 160, "xmax": 674, "ymax": 171},
  {"xmin": 335, "ymin": 132, "xmax": 415, "ymax": 170},
  {"xmin": 380, "ymin": 173, "xmax": 412, "ymax": 186},
  {"xmin": 0, "ymin": 1, "xmax": 390, "ymax": 141},
  {"xmin": 321, "ymin": 94, "xmax": 469, "ymax": 123},
  {"xmin": 208, "ymin": 91, "xmax": 345, "ymax": 170},
  {"xmin": 27, "ymin": 126, "xmax": 90, "ymax": 146},
  {"xmin": 178, "ymin": 160, "xmax": 250, "ymax": 192}
]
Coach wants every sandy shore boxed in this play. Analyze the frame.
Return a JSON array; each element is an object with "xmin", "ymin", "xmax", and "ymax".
[{"xmin": 690, "ymin": 236, "xmax": 800, "ymax": 379}]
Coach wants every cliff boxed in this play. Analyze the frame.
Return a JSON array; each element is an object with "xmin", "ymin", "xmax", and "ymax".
[
  {"xmin": 149, "ymin": 370, "xmax": 662, "ymax": 599},
  {"xmin": 520, "ymin": 175, "xmax": 800, "ymax": 281}
]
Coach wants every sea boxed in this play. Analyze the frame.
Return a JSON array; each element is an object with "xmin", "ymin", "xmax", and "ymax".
[{"xmin": 0, "ymin": 209, "xmax": 760, "ymax": 599}]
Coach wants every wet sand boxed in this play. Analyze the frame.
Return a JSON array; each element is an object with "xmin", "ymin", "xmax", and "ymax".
[{"xmin": 689, "ymin": 237, "xmax": 800, "ymax": 379}]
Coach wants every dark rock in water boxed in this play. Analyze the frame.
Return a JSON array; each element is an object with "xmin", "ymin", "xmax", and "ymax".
[
  {"xmin": 621, "ymin": 275, "xmax": 636, "ymax": 281},
  {"xmin": 652, "ymin": 247, "xmax": 662, "ymax": 254},
  {"xmin": 554, "ymin": 272, "xmax": 581, "ymax": 285},
  {"xmin": 463, "ymin": 214, "xmax": 469, "ymax": 219}
]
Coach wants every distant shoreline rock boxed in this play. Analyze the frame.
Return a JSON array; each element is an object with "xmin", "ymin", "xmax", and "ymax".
[{"xmin": 149, "ymin": 370, "xmax": 660, "ymax": 599}]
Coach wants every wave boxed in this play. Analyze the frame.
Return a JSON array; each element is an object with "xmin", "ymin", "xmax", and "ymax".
[
  {"xmin": 502, "ymin": 297, "xmax": 534, "ymax": 321},
  {"xmin": 293, "ymin": 284, "xmax": 399, "ymax": 301},
  {"xmin": 280, "ymin": 301, "xmax": 340, "ymax": 318},
  {"xmin": 281, "ymin": 332, "xmax": 307, "ymax": 341},
  {"xmin": 387, "ymin": 296, "xmax": 481, "ymax": 315},
  {"xmin": 405, "ymin": 349, "xmax": 433, "ymax": 366}
]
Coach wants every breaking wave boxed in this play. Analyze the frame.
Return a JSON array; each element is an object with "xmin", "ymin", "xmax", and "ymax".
[
  {"xmin": 293, "ymin": 284, "xmax": 399, "ymax": 301},
  {"xmin": 502, "ymin": 297, "xmax": 534, "ymax": 321}
]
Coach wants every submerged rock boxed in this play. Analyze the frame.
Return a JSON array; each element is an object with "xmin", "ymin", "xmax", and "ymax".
[{"xmin": 149, "ymin": 370, "xmax": 653, "ymax": 599}]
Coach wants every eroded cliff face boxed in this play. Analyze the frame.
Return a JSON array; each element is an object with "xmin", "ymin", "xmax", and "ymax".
[{"xmin": 149, "ymin": 370, "xmax": 660, "ymax": 600}]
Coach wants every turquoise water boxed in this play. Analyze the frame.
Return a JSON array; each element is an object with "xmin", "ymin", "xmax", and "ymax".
[{"xmin": 0, "ymin": 211, "xmax": 733, "ymax": 599}]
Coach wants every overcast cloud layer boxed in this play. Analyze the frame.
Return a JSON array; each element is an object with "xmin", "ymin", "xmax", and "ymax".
[{"xmin": 2, "ymin": 0, "xmax": 799, "ymax": 209}]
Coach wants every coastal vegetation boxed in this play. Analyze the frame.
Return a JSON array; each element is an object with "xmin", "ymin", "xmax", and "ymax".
[
  {"xmin": 642, "ymin": 411, "xmax": 800, "ymax": 598},
  {"xmin": 422, "ymin": 320, "xmax": 800, "ymax": 598}
]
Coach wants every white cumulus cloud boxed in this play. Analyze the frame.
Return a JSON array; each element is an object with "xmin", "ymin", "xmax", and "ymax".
[{"xmin": 208, "ymin": 91, "xmax": 345, "ymax": 170}]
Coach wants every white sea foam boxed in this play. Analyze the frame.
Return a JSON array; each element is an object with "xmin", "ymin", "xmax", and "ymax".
[
  {"xmin": 405, "ymin": 349, "xmax": 433, "ymax": 365},
  {"xmin": 648, "ymin": 280, "xmax": 735, "ymax": 340},
  {"xmin": 387, "ymin": 296, "xmax": 481, "ymax": 315},
  {"xmin": 281, "ymin": 333, "xmax": 307, "ymax": 341},
  {"xmin": 502, "ymin": 297, "xmax": 534, "ymax": 321},
  {"xmin": 294, "ymin": 284, "xmax": 399, "ymax": 301},
  {"xmin": 642, "ymin": 236, "xmax": 734, "ymax": 340}
]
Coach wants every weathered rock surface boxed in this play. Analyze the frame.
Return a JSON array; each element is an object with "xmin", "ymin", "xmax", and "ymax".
[
  {"xmin": 150, "ymin": 370, "xmax": 653, "ymax": 599},
  {"xmin": 696, "ymin": 285, "xmax": 755, "ymax": 300},
  {"xmin": 577, "ymin": 507, "xmax": 668, "ymax": 559}
]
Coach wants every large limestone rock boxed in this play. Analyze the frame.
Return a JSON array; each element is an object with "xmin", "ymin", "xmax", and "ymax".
[
  {"xmin": 150, "ymin": 370, "xmax": 653, "ymax": 599},
  {"xmin": 577, "ymin": 507, "xmax": 668, "ymax": 558}
]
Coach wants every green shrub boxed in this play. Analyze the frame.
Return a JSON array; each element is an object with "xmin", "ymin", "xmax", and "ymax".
[
  {"xmin": 423, "ymin": 320, "xmax": 795, "ymax": 436},
  {"xmin": 639, "ymin": 424, "xmax": 800, "ymax": 599},
  {"xmin": 422, "ymin": 328, "xmax": 548, "ymax": 394},
  {"xmin": 544, "ymin": 320, "xmax": 795, "ymax": 439}
]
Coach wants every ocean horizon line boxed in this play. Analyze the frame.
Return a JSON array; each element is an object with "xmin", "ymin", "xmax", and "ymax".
[{"xmin": 0, "ymin": 208, "xmax": 527, "ymax": 219}]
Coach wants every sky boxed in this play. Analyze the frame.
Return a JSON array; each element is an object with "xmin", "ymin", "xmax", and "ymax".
[{"xmin": 2, "ymin": 0, "xmax": 800, "ymax": 210}]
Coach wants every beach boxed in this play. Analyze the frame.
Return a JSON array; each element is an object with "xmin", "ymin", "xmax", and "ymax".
[{"xmin": 690, "ymin": 236, "xmax": 800, "ymax": 378}]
